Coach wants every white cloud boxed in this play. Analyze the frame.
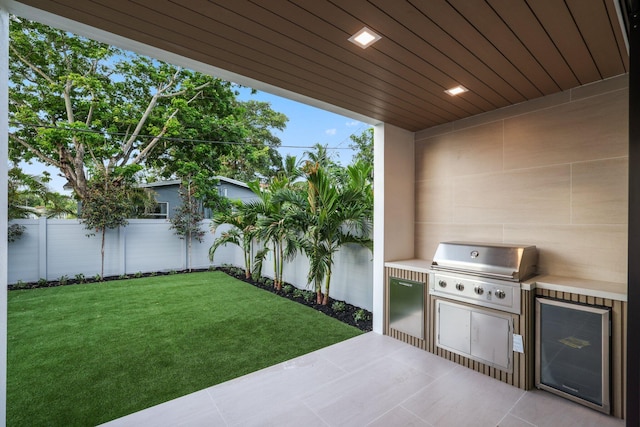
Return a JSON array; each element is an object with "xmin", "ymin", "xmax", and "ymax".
[
  {"xmin": 325, "ymin": 128, "xmax": 337, "ymax": 136},
  {"xmin": 345, "ymin": 120, "xmax": 360, "ymax": 127}
]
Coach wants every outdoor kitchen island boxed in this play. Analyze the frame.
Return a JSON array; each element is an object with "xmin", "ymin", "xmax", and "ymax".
[{"xmin": 384, "ymin": 259, "xmax": 627, "ymax": 419}]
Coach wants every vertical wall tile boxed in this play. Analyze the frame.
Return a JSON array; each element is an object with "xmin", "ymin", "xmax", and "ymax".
[
  {"xmin": 572, "ymin": 157, "xmax": 628, "ymax": 225},
  {"xmin": 453, "ymin": 165, "xmax": 570, "ymax": 224},
  {"xmin": 503, "ymin": 90, "xmax": 627, "ymax": 169},
  {"xmin": 415, "ymin": 121, "xmax": 504, "ymax": 182},
  {"xmin": 413, "ymin": 78, "xmax": 629, "ymax": 282},
  {"xmin": 504, "ymin": 225, "xmax": 627, "ymax": 283},
  {"xmin": 415, "ymin": 179, "xmax": 453, "ymax": 224}
]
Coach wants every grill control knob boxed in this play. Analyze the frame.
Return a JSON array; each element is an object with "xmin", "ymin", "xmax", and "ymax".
[
  {"xmin": 495, "ymin": 289, "xmax": 506, "ymax": 299},
  {"xmin": 455, "ymin": 282, "xmax": 464, "ymax": 291},
  {"xmin": 438, "ymin": 280, "xmax": 447, "ymax": 288},
  {"xmin": 474, "ymin": 286, "xmax": 484, "ymax": 295}
]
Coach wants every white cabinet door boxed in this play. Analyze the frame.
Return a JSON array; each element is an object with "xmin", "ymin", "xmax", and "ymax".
[
  {"xmin": 471, "ymin": 310, "xmax": 511, "ymax": 370},
  {"xmin": 436, "ymin": 300, "xmax": 513, "ymax": 372},
  {"xmin": 438, "ymin": 301, "xmax": 471, "ymax": 354}
]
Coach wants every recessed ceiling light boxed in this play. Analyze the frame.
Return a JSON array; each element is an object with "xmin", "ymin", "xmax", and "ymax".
[
  {"xmin": 348, "ymin": 27, "xmax": 382, "ymax": 49},
  {"xmin": 445, "ymin": 85, "xmax": 468, "ymax": 96}
]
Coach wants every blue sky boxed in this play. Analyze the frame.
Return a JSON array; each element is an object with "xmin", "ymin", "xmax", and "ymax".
[
  {"xmin": 20, "ymin": 89, "xmax": 369, "ymax": 194},
  {"xmin": 236, "ymin": 87, "xmax": 369, "ymax": 165}
]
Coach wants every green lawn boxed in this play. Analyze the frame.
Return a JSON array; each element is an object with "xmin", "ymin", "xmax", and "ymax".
[{"xmin": 7, "ymin": 271, "xmax": 362, "ymax": 426}]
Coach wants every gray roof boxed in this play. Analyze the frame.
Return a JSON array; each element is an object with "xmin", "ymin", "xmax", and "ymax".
[{"xmin": 139, "ymin": 176, "xmax": 250, "ymax": 189}]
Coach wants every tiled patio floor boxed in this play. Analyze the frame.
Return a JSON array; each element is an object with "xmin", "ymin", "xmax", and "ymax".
[{"xmin": 101, "ymin": 332, "xmax": 624, "ymax": 426}]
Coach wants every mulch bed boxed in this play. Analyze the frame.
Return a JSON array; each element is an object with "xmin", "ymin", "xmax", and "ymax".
[
  {"xmin": 216, "ymin": 266, "xmax": 373, "ymax": 332},
  {"xmin": 9, "ymin": 267, "xmax": 373, "ymax": 332}
]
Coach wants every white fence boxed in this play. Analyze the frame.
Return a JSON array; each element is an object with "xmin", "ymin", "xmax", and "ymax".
[{"xmin": 7, "ymin": 218, "xmax": 373, "ymax": 311}]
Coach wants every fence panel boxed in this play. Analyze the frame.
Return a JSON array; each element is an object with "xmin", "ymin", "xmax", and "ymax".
[
  {"xmin": 7, "ymin": 219, "xmax": 40, "ymax": 283},
  {"xmin": 7, "ymin": 219, "xmax": 373, "ymax": 310},
  {"xmin": 124, "ymin": 220, "xmax": 185, "ymax": 274},
  {"xmin": 46, "ymin": 220, "xmax": 118, "ymax": 279}
]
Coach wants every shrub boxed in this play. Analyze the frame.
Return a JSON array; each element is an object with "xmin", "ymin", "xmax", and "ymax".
[
  {"xmin": 134, "ymin": 271, "xmax": 143, "ymax": 278},
  {"xmin": 353, "ymin": 309, "xmax": 370, "ymax": 323},
  {"xmin": 7, "ymin": 223, "xmax": 25, "ymax": 242},
  {"xmin": 303, "ymin": 290, "xmax": 315, "ymax": 303},
  {"xmin": 331, "ymin": 301, "xmax": 346, "ymax": 312},
  {"xmin": 58, "ymin": 275, "xmax": 69, "ymax": 286},
  {"xmin": 75, "ymin": 273, "xmax": 86, "ymax": 284},
  {"xmin": 13, "ymin": 280, "xmax": 28, "ymax": 290},
  {"xmin": 118, "ymin": 274, "xmax": 129, "ymax": 280},
  {"xmin": 282, "ymin": 284, "xmax": 294, "ymax": 295},
  {"xmin": 93, "ymin": 274, "xmax": 102, "ymax": 282},
  {"xmin": 168, "ymin": 270, "xmax": 177, "ymax": 275},
  {"xmin": 37, "ymin": 278, "xmax": 47, "ymax": 287}
]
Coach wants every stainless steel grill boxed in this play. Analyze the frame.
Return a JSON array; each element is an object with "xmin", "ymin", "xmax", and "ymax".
[{"xmin": 429, "ymin": 241, "xmax": 538, "ymax": 314}]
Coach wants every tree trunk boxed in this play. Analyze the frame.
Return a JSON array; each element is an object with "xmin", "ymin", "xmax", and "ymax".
[
  {"xmin": 322, "ymin": 274, "xmax": 331, "ymax": 305},
  {"xmin": 243, "ymin": 243, "xmax": 251, "ymax": 279},
  {"xmin": 277, "ymin": 240, "xmax": 284, "ymax": 291},
  {"xmin": 322, "ymin": 258, "xmax": 333, "ymax": 305},
  {"xmin": 187, "ymin": 229, "xmax": 192, "ymax": 272},
  {"xmin": 100, "ymin": 227, "xmax": 106, "ymax": 279},
  {"xmin": 272, "ymin": 242, "xmax": 278, "ymax": 288}
]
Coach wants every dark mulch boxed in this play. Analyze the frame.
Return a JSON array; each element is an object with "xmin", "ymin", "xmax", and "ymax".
[
  {"xmin": 216, "ymin": 266, "xmax": 373, "ymax": 332},
  {"xmin": 9, "ymin": 267, "xmax": 373, "ymax": 332}
]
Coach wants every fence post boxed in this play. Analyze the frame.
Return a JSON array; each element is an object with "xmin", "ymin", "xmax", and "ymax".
[{"xmin": 39, "ymin": 216, "xmax": 48, "ymax": 280}]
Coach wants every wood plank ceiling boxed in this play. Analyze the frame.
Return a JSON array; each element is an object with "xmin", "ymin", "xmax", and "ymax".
[{"xmin": 11, "ymin": 0, "xmax": 630, "ymax": 132}]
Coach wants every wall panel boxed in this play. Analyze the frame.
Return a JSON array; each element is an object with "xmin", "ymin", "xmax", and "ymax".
[{"xmin": 414, "ymin": 75, "xmax": 629, "ymax": 283}]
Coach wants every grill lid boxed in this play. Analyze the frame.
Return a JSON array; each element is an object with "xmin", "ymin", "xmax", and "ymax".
[{"xmin": 431, "ymin": 241, "xmax": 538, "ymax": 281}]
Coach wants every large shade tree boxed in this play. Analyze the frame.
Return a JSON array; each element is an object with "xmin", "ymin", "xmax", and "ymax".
[
  {"xmin": 218, "ymin": 100, "xmax": 288, "ymax": 182},
  {"xmin": 8, "ymin": 18, "xmax": 285, "ymax": 207}
]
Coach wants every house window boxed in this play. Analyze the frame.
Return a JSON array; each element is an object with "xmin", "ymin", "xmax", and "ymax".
[
  {"xmin": 146, "ymin": 202, "xmax": 169, "ymax": 219},
  {"xmin": 219, "ymin": 186, "xmax": 228, "ymax": 197}
]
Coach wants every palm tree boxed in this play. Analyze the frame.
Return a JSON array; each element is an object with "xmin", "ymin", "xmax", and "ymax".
[
  {"xmin": 209, "ymin": 199, "xmax": 258, "ymax": 279},
  {"xmin": 250, "ymin": 178, "xmax": 301, "ymax": 290},
  {"xmin": 299, "ymin": 161, "xmax": 373, "ymax": 305},
  {"xmin": 8, "ymin": 166, "xmax": 76, "ymax": 219},
  {"xmin": 275, "ymin": 154, "xmax": 304, "ymax": 184}
]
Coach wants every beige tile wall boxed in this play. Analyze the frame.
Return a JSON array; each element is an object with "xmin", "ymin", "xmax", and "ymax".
[{"xmin": 414, "ymin": 75, "xmax": 629, "ymax": 284}]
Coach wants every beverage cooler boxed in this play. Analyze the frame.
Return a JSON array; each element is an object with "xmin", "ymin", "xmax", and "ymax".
[{"xmin": 535, "ymin": 297, "xmax": 611, "ymax": 414}]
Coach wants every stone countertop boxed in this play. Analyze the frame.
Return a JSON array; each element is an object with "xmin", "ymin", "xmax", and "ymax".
[
  {"xmin": 522, "ymin": 274, "xmax": 627, "ymax": 302},
  {"xmin": 384, "ymin": 259, "xmax": 432, "ymax": 274},
  {"xmin": 385, "ymin": 259, "xmax": 627, "ymax": 302}
]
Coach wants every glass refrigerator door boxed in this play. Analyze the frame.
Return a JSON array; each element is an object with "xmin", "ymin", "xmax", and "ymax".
[{"xmin": 536, "ymin": 298, "xmax": 610, "ymax": 413}]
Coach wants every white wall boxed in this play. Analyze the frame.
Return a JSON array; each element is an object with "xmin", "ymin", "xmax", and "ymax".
[
  {"xmin": 8, "ymin": 219, "xmax": 373, "ymax": 311},
  {"xmin": 260, "ymin": 243, "xmax": 374, "ymax": 310},
  {"xmin": 0, "ymin": 7, "xmax": 8, "ymax": 427},
  {"xmin": 373, "ymin": 123, "xmax": 416, "ymax": 333}
]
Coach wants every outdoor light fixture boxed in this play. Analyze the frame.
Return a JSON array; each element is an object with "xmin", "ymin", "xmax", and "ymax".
[
  {"xmin": 348, "ymin": 27, "xmax": 382, "ymax": 49},
  {"xmin": 445, "ymin": 85, "xmax": 468, "ymax": 96}
]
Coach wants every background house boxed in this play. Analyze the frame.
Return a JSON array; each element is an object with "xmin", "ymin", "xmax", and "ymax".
[{"xmin": 140, "ymin": 176, "xmax": 258, "ymax": 219}]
